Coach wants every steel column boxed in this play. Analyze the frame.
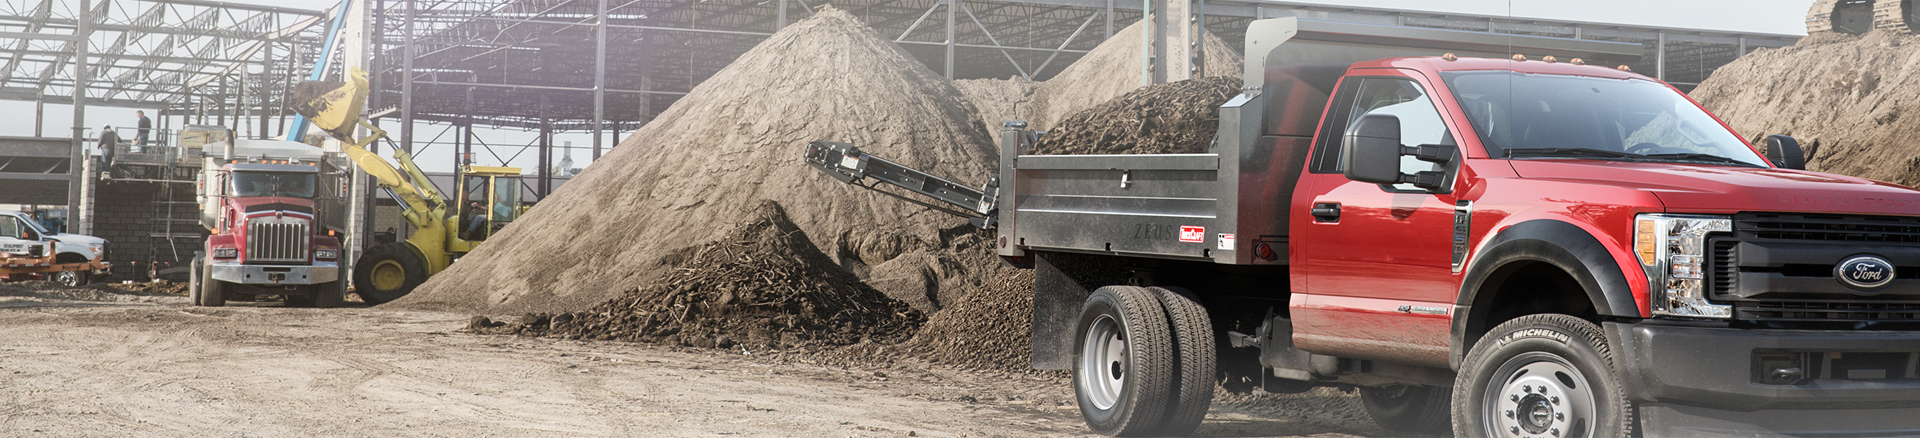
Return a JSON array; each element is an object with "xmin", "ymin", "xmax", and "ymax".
[
  {"xmin": 402, "ymin": 0, "xmax": 415, "ymax": 153},
  {"xmin": 945, "ymin": 0, "xmax": 955, "ymax": 79},
  {"xmin": 778, "ymin": 0, "xmax": 788, "ymax": 29},
  {"xmin": 1105, "ymin": 0, "xmax": 1113, "ymax": 39},
  {"xmin": 260, "ymin": 42, "xmax": 271, "ymax": 139},
  {"xmin": 593, "ymin": 0, "xmax": 607, "ymax": 161},
  {"xmin": 1656, "ymin": 31, "xmax": 1666, "ymax": 81},
  {"xmin": 69, "ymin": 0, "xmax": 89, "ymax": 235},
  {"xmin": 1140, "ymin": 0, "xmax": 1150, "ymax": 86},
  {"xmin": 34, "ymin": 91, "xmax": 43, "ymax": 137}
]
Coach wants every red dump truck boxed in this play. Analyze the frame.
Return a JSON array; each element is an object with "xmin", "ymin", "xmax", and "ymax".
[
  {"xmin": 190, "ymin": 135, "xmax": 346, "ymax": 308},
  {"xmin": 808, "ymin": 17, "xmax": 1920, "ymax": 438}
]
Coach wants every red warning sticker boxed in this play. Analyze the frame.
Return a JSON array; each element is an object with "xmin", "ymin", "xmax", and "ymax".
[{"xmin": 1179, "ymin": 226, "xmax": 1205, "ymax": 243}]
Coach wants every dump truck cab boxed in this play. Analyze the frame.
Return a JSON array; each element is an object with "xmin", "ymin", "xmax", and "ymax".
[{"xmin": 193, "ymin": 147, "xmax": 346, "ymax": 308}]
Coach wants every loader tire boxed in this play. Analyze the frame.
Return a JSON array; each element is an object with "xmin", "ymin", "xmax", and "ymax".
[{"xmin": 353, "ymin": 243, "xmax": 426, "ymax": 305}]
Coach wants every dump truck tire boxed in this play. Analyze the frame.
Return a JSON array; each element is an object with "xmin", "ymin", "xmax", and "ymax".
[
  {"xmin": 196, "ymin": 256, "xmax": 225, "ymax": 307},
  {"xmin": 1148, "ymin": 286, "xmax": 1215, "ymax": 436},
  {"xmin": 314, "ymin": 279, "xmax": 345, "ymax": 308},
  {"xmin": 189, "ymin": 252, "xmax": 203, "ymax": 305},
  {"xmin": 353, "ymin": 243, "xmax": 426, "ymax": 305},
  {"xmin": 1073, "ymin": 285, "xmax": 1175, "ymax": 436}
]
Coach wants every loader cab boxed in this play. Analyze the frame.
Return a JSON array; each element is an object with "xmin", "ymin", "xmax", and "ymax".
[{"xmin": 455, "ymin": 165, "xmax": 524, "ymax": 241}]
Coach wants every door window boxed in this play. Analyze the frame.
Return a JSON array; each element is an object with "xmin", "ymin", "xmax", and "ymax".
[
  {"xmin": 492, "ymin": 177, "xmax": 521, "ymax": 222},
  {"xmin": 1310, "ymin": 76, "xmax": 1456, "ymax": 190},
  {"xmin": 0, "ymin": 217, "xmax": 22, "ymax": 240}
]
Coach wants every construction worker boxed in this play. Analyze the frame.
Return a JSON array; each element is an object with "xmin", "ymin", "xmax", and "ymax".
[
  {"xmin": 135, "ymin": 110, "xmax": 152, "ymax": 148},
  {"xmin": 97, "ymin": 126, "xmax": 118, "ymax": 171}
]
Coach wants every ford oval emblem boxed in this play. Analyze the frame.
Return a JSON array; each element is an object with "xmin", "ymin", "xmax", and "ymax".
[{"xmin": 1836, "ymin": 255, "xmax": 1896, "ymax": 291}]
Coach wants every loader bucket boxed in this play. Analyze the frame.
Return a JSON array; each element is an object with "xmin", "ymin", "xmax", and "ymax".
[{"xmin": 290, "ymin": 67, "xmax": 372, "ymax": 144}]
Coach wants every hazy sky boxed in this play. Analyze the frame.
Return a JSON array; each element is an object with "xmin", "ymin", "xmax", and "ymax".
[{"xmin": 9, "ymin": 0, "xmax": 1819, "ymax": 174}]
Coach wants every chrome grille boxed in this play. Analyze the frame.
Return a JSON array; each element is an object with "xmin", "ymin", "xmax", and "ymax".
[{"xmin": 246, "ymin": 218, "xmax": 309, "ymax": 263}]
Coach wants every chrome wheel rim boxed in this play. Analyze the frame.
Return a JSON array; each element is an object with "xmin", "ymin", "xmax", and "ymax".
[
  {"xmin": 1485, "ymin": 352, "xmax": 1596, "ymax": 438},
  {"xmin": 53, "ymin": 271, "xmax": 78, "ymax": 287},
  {"xmin": 1078, "ymin": 314, "xmax": 1127, "ymax": 410}
]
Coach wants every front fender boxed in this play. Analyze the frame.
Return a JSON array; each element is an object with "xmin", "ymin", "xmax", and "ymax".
[{"xmin": 1447, "ymin": 219, "xmax": 1645, "ymax": 369}]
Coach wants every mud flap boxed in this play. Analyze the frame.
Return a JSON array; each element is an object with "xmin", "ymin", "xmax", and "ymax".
[{"xmin": 1031, "ymin": 251, "xmax": 1131, "ymax": 370}]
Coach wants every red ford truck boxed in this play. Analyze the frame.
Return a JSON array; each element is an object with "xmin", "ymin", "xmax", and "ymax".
[{"xmin": 808, "ymin": 18, "xmax": 1920, "ymax": 438}]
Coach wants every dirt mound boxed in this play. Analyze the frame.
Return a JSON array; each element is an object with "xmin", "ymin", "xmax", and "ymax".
[
  {"xmin": 1693, "ymin": 30, "xmax": 1920, "ymax": 187},
  {"xmin": 396, "ymin": 7, "xmax": 997, "ymax": 315},
  {"xmin": 470, "ymin": 202, "xmax": 922, "ymax": 350},
  {"xmin": 894, "ymin": 264, "xmax": 1035, "ymax": 371},
  {"xmin": 1028, "ymin": 76, "xmax": 1239, "ymax": 155},
  {"xmin": 953, "ymin": 76, "xmax": 1039, "ymax": 146},
  {"xmin": 1034, "ymin": 20, "xmax": 1242, "ymax": 130}
]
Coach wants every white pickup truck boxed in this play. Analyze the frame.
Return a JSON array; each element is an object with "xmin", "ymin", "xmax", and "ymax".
[{"xmin": 0, "ymin": 211, "xmax": 110, "ymax": 286}]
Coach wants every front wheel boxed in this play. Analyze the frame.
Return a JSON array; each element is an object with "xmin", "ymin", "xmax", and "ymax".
[
  {"xmin": 1073, "ymin": 286, "xmax": 1175, "ymax": 436},
  {"xmin": 1360, "ymin": 384, "xmax": 1450, "ymax": 433},
  {"xmin": 352, "ymin": 242, "xmax": 427, "ymax": 305},
  {"xmin": 51, "ymin": 270, "xmax": 87, "ymax": 287},
  {"xmin": 1453, "ymin": 314, "xmax": 1629, "ymax": 438},
  {"xmin": 195, "ymin": 255, "xmax": 225, "ymax": 307}
]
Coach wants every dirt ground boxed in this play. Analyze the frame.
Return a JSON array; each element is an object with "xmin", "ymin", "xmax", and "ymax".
[{"xmin": 0, "ymin": 282, "xmax": 1409, "ymax": 437}]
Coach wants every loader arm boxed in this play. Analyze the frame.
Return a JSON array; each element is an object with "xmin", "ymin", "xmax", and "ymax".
[
  {"xmin": 290, "ymin": 66, "xmax": 456, "ymax": 274},
  {"xmin": 293, "ymin": 66, "xmax": 450, "ymax": 232}
]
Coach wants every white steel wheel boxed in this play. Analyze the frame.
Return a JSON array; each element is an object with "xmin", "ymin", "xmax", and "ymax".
[
  {"xmin": 1080, "ymin": 314, "xmax": 1127, "ymax": 409},
  {"xmin": 1484, "ymin": 353, "xmax": 1596, "ymax": 437}
]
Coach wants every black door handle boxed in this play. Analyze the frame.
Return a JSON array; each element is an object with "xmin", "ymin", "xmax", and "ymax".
[{"xmin": 1312, "ymin": 203, "xmax": 1341, "ymax": 222}]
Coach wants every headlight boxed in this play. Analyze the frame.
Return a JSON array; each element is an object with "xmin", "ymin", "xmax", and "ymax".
[
  {"xmin": 1635, "ymin": 214, "xmax": 1732, "ymax": 318},
  {"xmin": 212, "ymin": 247, "xmax": 239, "ymax": 259},
  {"xmin": 314, "ymin": 249, "xmax": 339, "ymax": 260}
]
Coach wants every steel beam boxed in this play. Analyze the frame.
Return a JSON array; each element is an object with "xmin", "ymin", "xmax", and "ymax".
[{"xmin": 594, "ymin": 0, "xmax": 607, "ymax": 161}]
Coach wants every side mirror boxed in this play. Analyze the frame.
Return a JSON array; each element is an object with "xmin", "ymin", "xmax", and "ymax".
[
  {"xmin": 1765, "ymin": 135, "xmax": 1806, "ymax": 170},
  {"xmin": 1343, "ymin": 114, "xmax": 1404, "ymax": 185}
]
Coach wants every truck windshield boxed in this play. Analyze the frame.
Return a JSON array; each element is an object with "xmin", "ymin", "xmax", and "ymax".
[
  {"xmin": 232, "ymin": 172, "xmax": 317, "ymax": 198},
  {"xmin": 1441, "ymin": 71, "xmax": 1768, "ymax": 167}
]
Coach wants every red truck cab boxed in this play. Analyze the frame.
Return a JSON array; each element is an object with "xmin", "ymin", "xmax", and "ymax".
[{"xmin": 1294, "ymin": 54, "xmax": 1920, "ymax": 435}]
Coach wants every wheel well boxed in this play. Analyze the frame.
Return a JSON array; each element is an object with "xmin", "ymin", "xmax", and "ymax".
[
  {"xmin": 54, "ymin": 252, "xmax": 89, "ymax": 264},
  {"xmin": 1461, "ymin": 260, "xmax": 1599, "ymax": 354}
]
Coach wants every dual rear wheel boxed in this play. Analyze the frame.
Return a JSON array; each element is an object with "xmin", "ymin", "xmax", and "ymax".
[{"xmin": 1072, "ymin": 286, "xmax": 1215, "ymax": 437}]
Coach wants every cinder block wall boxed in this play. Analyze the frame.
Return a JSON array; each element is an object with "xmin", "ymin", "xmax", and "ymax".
[{"xmin": 92, "ymin": 181, "xmax": 205, "ymax": 281}]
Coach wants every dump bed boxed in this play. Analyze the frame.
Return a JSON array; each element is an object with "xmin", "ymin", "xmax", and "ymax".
[{"xmin": 994, "ymin": 18, "xmax": 1640, "ymax": 266}]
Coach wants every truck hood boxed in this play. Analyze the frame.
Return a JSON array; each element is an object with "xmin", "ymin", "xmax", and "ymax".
[
  {"xmin": 230, "ymin": 196, "xmax": 317, "ymax": 216},
  {"xmin": 48, "ymin": 233, "xmax": 105, "ymax": 246},
  {"xmin": 1508, "ymin": 160, "xmax": 1920, "ymax": 216}
]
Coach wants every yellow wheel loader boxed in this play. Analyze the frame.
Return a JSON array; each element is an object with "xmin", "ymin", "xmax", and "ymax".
[{"xmin": 291, "ymin": 67, "xmax": 525, "ymax": 304}]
